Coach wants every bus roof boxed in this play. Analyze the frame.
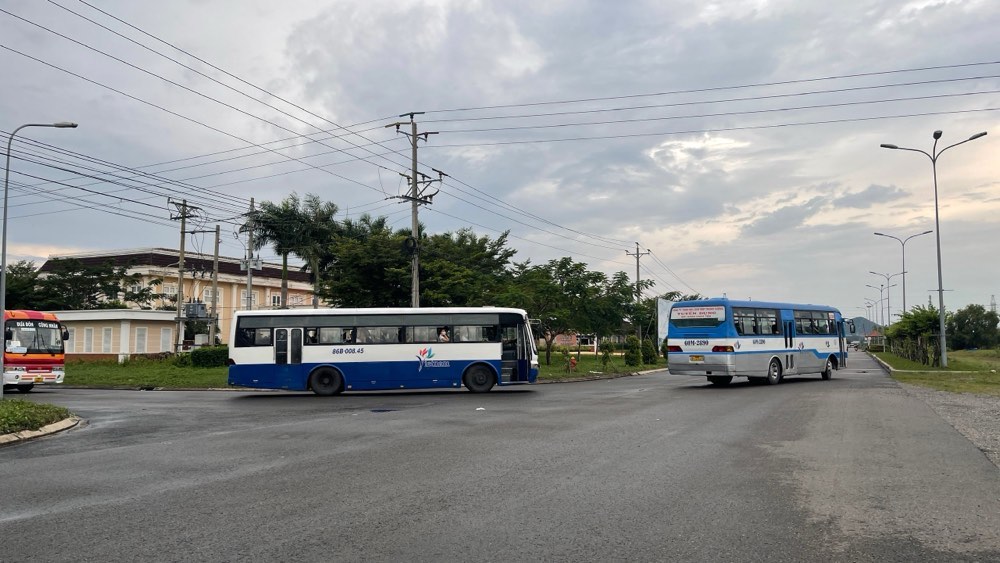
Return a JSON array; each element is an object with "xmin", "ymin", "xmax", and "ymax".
[
  {"xmin": 670, "ymin": 298, "xmax": 841, "ymax": 313},
  {"xmin": 233, "ymin": 307, "xmax": 529, "ymax": 318},
  {"xmin": 3, "ymin": 310, "xmax": 61, "ymax": 321}
]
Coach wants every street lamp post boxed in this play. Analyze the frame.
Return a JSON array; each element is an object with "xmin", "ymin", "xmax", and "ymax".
[
  {"xmin": 2, "ymin": 122, "xmax": 78, "ymax": 400},
  {"xmin": 881, "ymin": 129, "xmax": 987, "ymax": 367},
  {"xmin": 873, "ymin": 230, "xmax": 932, "ymax": 314},
  {"xmin": 865, "ymin": 284, "xmax": 886, "ymax": 327},
  {"xmin": 869, "ymin": 270, "xmax": 903, "ymax": 325}
]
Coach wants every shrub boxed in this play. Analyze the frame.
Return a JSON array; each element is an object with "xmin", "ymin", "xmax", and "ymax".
[
  {"xmin": 172, "ymin": 353, "xmax": 192, "ymax": 367},
  {"xmin": 623, "ymin": 336, "xmax": 641, "ymax": 366},
  {"xmin": 191, "ymin": 346, "xmax": 229, "ymax": 368},
  {"xmin": 641, "ymin": 338, "xmax": 657, "ymax": 364}
]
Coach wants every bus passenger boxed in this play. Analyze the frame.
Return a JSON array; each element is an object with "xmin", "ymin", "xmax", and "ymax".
[{"xmin": 438, "ymin": 327, "xmax": 450, "ymax": 342}]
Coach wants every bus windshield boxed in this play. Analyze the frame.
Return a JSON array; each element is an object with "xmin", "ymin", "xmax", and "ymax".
[
  {"xmin": 5, "ymin": 319, "xmax": 65, "ymax": 355},
  {"xmin": 669, "ymin": 305, "xmax": 726, "ymax": 328}
]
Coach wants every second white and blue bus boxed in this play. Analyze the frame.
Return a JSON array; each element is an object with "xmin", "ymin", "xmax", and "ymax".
[
  {"xmin": 666, "ymin": 298, "xmax": 854, "ymax": 386},
  {"xmin": 228, "ymin": 307, "xmax": 539, "ymax": 394}
]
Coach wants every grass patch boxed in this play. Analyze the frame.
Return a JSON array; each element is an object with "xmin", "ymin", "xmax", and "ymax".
[
  {"xmin": 62, "ymin": 351, "xmax": 663, "ymax": 389},
  {"xmin": 874, "ymin": 349, "xmax": 1000, "ymax": 396},
  {"xmin": 67, "ymin": 357, "xmax": 228, "ymax": 389},
  {"xmin": 537, "ymin": 351, "xmax": 661, "ymax": 381},
  {"xmin": 0, "ymin": 399, "xmax": 71, "ymax": 434}
]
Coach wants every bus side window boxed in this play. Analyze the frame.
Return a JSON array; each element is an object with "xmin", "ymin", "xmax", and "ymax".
[{"xmin": 254, "ymin": 328, "xmax": 272, "ymax": 346}]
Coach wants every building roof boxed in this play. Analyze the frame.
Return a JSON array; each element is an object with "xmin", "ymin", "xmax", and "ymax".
[{"xmin": 38, "ymin": 247, "xmax": 311, "ymax": 283}]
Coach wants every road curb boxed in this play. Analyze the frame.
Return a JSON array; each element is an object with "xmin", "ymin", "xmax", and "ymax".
[{"xmin": 0, "ymin": 415, "xmax": 82, "ymax": 446}]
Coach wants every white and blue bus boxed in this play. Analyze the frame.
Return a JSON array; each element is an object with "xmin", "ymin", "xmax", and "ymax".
[
  {"xmin": 228, "ymin": 307, "xmax": 539, "ymax": 394},
  {"xmin": 666, "ymin": 298, "xmax": 853, "ymax": 386}
]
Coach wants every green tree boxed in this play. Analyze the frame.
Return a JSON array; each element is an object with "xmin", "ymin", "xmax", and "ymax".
[
  {"xmin": 886, "ymin": 305, "xmax": 941, "ymax": 365},
  {"xmin": 3, "ymin": 260, "xmax": 42, "ymax": 309},
  {"xmin": 500, "ymin": 257, "xmax": 608, "ymax": 365},
  {"xmin": 291, "ymin": 194, "xmax": 339, "ymax": 308},
  {"xmin": 947, "ymin": 304, "xmax": 1000, "ymax": 350},
  {"xmin": 419, "ymin": 228, "xmax": 516, "ymax": 306},
  {"xmin": 641, "ymin": 337, "xmax": 657, "ymax": 364},
  {"xmin": 317, "ymin": 214, "xmax": 410, "ymax": 307},
  {"xmin": 575, "ymin": 271, "xmax": 634, "ymax": 357},
  {"xmin": 623, "ymin": 335, "xmax": 641, "ymax": 366},
  {"xmin": 252, "ymin": 193, "xmax": 311, "ymax": 308},
  {"xmin": 35, "ymin": 258, "xmax": 154, "ymax": 310}
]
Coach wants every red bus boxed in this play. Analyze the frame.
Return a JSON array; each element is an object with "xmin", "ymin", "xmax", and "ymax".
[{"xmin": 3, "ymin": 310, "xmax": 68, "ymax": 393}]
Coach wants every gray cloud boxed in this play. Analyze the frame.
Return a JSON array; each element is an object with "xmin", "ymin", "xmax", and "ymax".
[
  {"xmin": 833, "ymin": 184, "xmax": 908, "ymax": 209},
  {"xmin": 741, "ymin": 197, "xmax": 826, "ymax": 236}
]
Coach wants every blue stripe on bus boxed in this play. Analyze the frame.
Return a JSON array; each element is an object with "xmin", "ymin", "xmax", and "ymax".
[{"xmin": 228, "ymin": 359, "xmax": 537, "ymax": 391}]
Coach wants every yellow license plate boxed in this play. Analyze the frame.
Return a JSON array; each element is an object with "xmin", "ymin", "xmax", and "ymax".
[
  {"xmin": 689, "ymin": 355, "xmax": 704, "ymax": 362},
  {"xmin": 34, "ymin": 376, "xmax": 44, "ymax": 383}
]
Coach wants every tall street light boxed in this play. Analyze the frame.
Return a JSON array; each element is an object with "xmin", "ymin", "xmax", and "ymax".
[
  {"xmin": 869, "ymin": 270, "xmax": 903, "ymax": 325},
  {"xmin": 873, "ymin": 230, "xmax": 932, "ymax": 314},
  {"xmin": 865, "ymin": 284, "xmax": 887, "ymax": 327},
  {"xmin": 881, "ymin": 129, "xmax": 987, "ymax": 367},
  {"xmin": 2, "ymin": 122, "xmax": 78, "ymax": 400}
]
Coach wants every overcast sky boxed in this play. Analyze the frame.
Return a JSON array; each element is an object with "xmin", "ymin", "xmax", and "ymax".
[{"xmin": 1, "ymin": 0, "xmax": 997, "ymax": 322}]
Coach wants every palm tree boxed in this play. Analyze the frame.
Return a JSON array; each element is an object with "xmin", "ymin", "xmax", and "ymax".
[
  {"xmin": 293, "ymin": 194, "xmax": 338, "ymax": 308},
  {"xmin": 252, "ymin": 194, "xmax": 307, "ymax": 308}
]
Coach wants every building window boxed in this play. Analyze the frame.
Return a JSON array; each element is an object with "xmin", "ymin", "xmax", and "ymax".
[
  {"xmin": 102, "ymin": 327, "xmax": 113, "ymax": 353},
  {"xmin": 84, "ymin": 327, "xmax": 94, "ymax": 353},
  {"xmin": 162, "ymin": 283, "xmax": 178, "ymax": 297},
  {"xmin": 160, "ymin": 327, "xmax": 172, "ymax": 353},
  {"xmin": 136, "ymin": 327, "xmax": 147, "ymax": 354},
  {"xmin": 289, "ymin": 294, "xmax": 305, "ymax": 306},
  {"xmin": 67, "ymin": 327, "xmax": 76, "ymax": 352},
  {"xmin": 203, "ymin": 287, "xmax": 222, "ymax": 305},
  {"xmin": 271, "ymin": 294, "xmax": 282, "ymax": 308},
  {"xmin": 239, "ymin": 290, "xmax": 259, "ymax": 309}
]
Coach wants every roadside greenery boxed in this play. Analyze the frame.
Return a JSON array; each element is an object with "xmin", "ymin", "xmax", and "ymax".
[
  {"xmin": 59, "ymin": 347, "xmax": 662, "ymax": 389},
  {"xmin": 0, "ymin": 399, "xmax": 70, "ymax": 434},
  {"xmin": 875, "ymin": 349, "xmax": 1000, "ymax": 396}
]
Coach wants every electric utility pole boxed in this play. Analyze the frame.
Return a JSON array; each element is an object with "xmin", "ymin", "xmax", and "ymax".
[
  {"xmin": 189, "ymin": 226, "xmax": 222, "ymax": 345},
  {"xmin": 626, "ymin": 242, "xmax": 650, "ymax": 341},
  {"xmin": 170, "ymin": 199, "xmax": 199, "ymax": 352},
  {"xmin": 385, "ymin": 113, "xmax": 440, "ymax": 307},
  {"xmin": 241, "ymin": 198, "xmax": 261, "ymax": 310}
]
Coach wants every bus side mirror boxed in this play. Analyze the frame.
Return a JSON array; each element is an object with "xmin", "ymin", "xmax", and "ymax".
[
  {"xmin": 848, "ymin": 321, "xmax": 856, "ymax": 334},
  {"xmin": 62, "ymin": 330, "xmax": 70, "ymax": 341}
]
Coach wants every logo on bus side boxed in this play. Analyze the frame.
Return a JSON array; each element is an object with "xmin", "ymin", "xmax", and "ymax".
[{"xmin": 416, "ymin": 348, "xmax": 450, "ymax": 372}]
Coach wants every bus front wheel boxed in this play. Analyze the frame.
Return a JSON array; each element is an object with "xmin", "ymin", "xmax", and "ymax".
[
  {"xmin": 16, "ymin": 384, "xmax": 34, "ymax": 393},
  {"xmin": 822, "ymin": 358, "xmax": 834, "ymax": 380},
  {"xmin": 766, "ymin": 359, "xmax": 782, "ymax": 385},
  {"xmin": 309, "ymin": 368, "xmax": 344, "ymax": 396},
  {"xmin": 464, "ymin": 365, "xmax": 495, "ymax": 393}
]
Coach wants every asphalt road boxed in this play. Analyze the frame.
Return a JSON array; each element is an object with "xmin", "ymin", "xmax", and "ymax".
[{"xmin": 2, "ymin": 354, "xmax": 999, "ymax": 562}]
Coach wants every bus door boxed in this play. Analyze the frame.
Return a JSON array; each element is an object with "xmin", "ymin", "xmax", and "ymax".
[
  {"xmin": 500, "ymin": 314, "xmax": 528, "ymax": 383},
  {"xmin": 837, "ymin": 320, "xmax": 847, "ymax": 367},
  {"xmin": 273, "ymin": 328, "xmax": 303, "ymax": 386},
  {"xmin": 782, "ymin": 318, "xmax": 798, "ymax": 374}
]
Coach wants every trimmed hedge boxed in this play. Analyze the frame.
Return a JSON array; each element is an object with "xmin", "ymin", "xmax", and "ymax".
[{"xmin": 191, "ymin": 346, "xmax": 229, "ymax": 368}]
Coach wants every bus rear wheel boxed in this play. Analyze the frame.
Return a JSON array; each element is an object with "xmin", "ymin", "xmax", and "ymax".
[
  {"xmin": 309, "ymin": 368, "xmax": 344, "ymax": 396},
  {"xmin": 707, "ymin": 376, "xmax": 732, "ymax": 386},
  {"xmin": 822, "ymin": 358, "xmax": 834, "ymax": 380},
  {"xmin": 464, "ymin": 365, "xmax": 495, "ymax": 393},
  {"xmin": 766, "ymin": 359, "xmax": 782, "ymax": 385}
]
